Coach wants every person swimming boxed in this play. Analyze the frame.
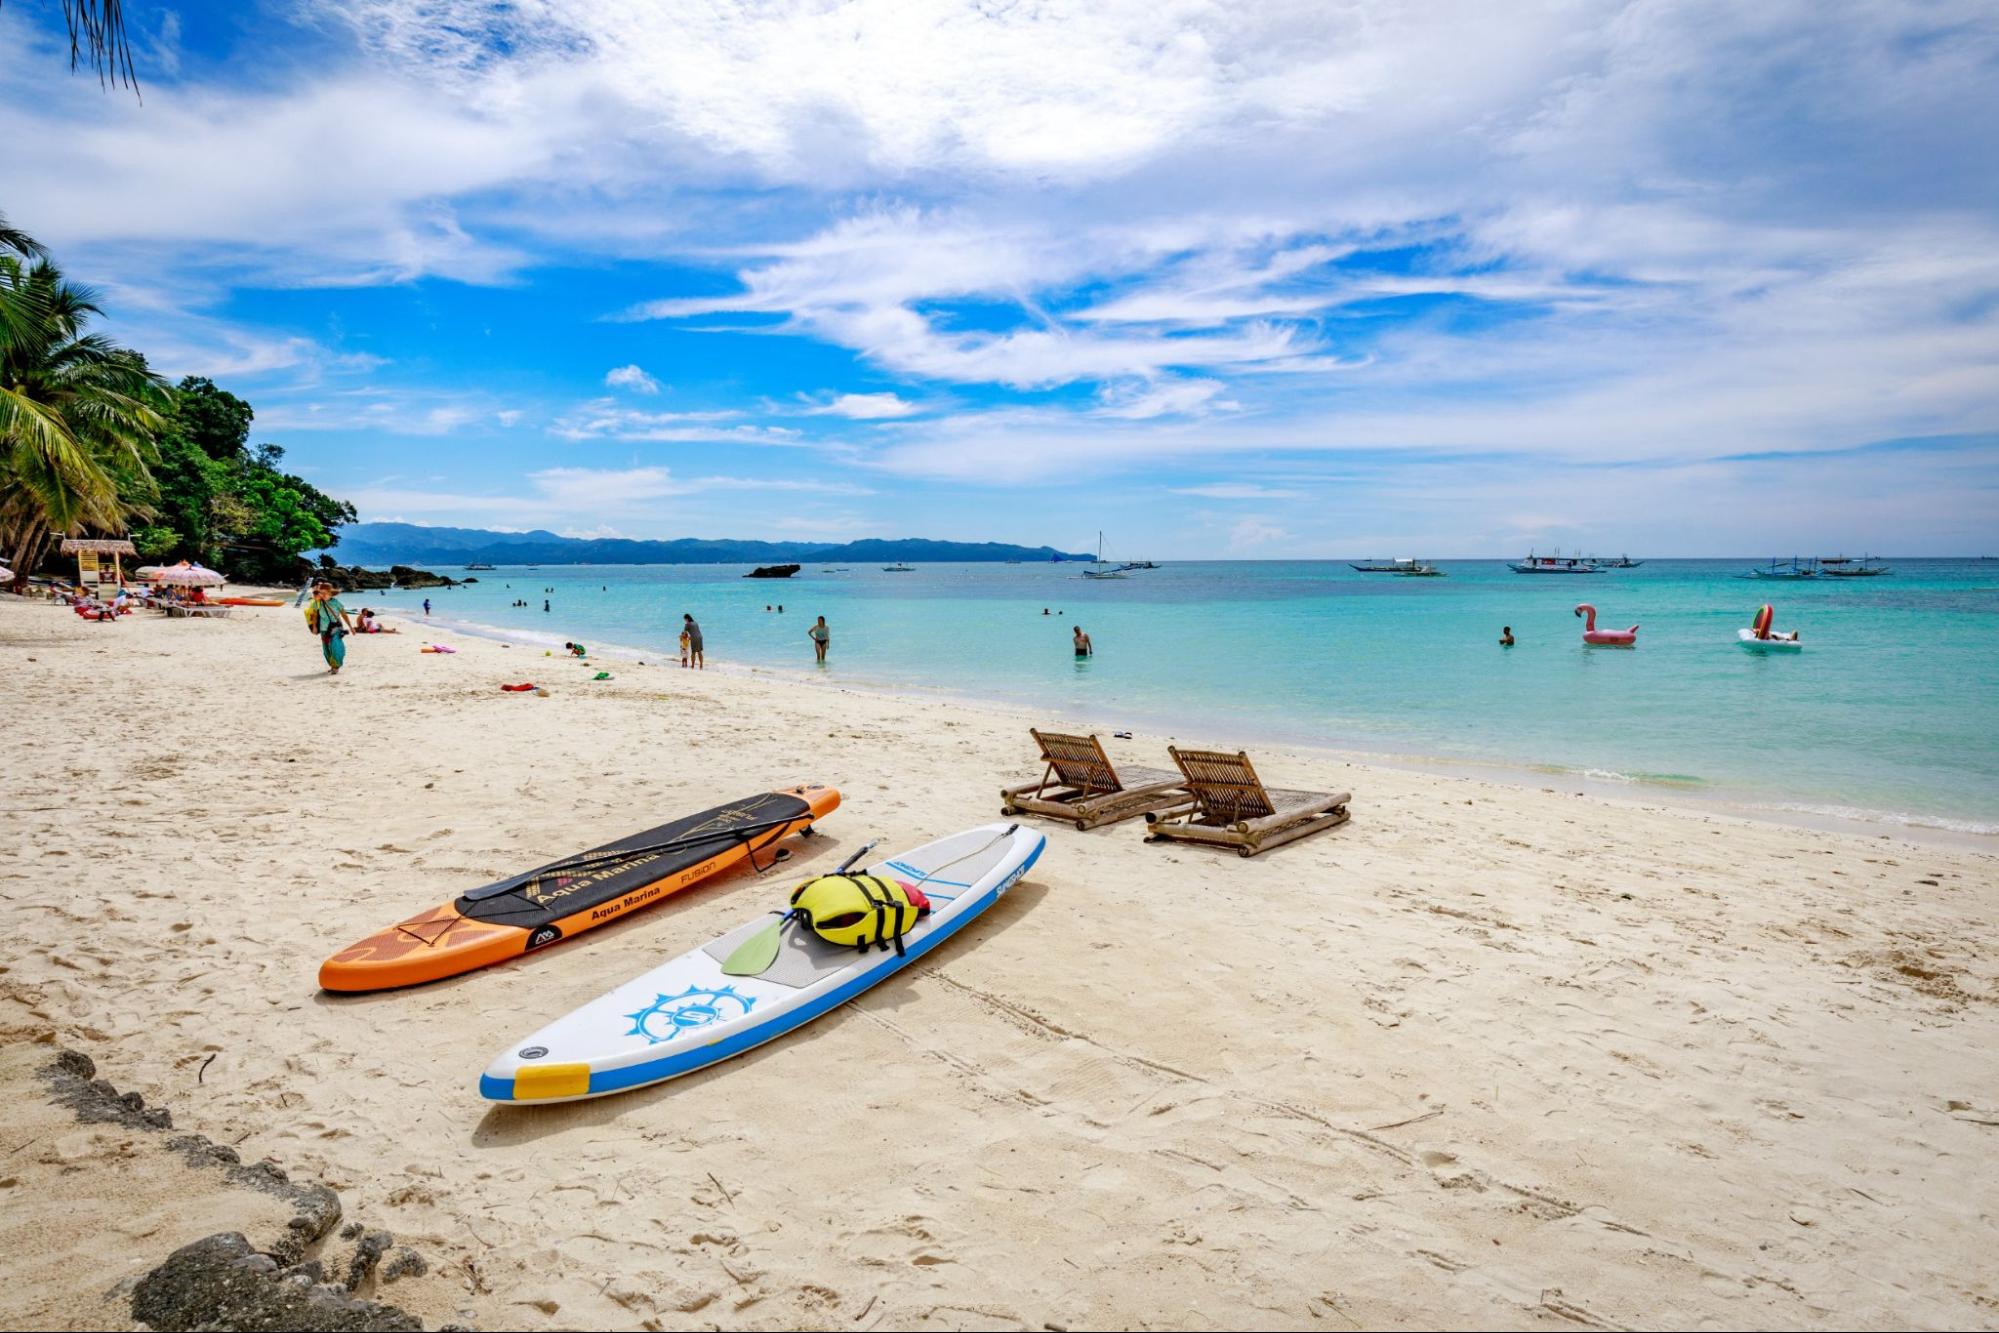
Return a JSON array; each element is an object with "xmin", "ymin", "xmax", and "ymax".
[{"xmin": 1500, "ymin": 625, "xmax": 1515, "ymax": 647}]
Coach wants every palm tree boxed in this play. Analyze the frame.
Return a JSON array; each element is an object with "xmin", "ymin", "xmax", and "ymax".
[
  {"xmin": 0, "ymin": 2, "xmax": 139, "ymax": 92},
  {"xmin": 1, "ymin": 230, "xmax": 166, "ymax": 587}
]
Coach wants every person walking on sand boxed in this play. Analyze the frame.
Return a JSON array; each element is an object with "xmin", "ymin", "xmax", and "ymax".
[
  {"xmin": 683, "ymin": 613, "xmax": 704, "ymax": 669},
  {"xmin": 1073, "ymin": 625, "xmax": 1092, "ymax": 658},
  {"xmin": 307, "ymin": 581, "xmax": 356, "ymax": 675},
  {"xmin": 808, "ymin": 615, "xmax": 830, "ymax": 663}
]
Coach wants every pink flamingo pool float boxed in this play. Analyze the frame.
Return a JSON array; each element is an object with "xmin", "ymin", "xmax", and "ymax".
[{"xmin": 1574, "ymin": 603, "xmax": 1638, "ymax": 647}]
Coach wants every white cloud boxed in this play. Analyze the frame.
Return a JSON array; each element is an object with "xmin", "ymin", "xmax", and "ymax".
[
  {"xmin": 547, "ymin": 401, "xmax": 807, "ymax": 446},
  {"xmin": 803, "ymin": 391, "xmax": 919, "ymax": 419},
  {"xmin": 1172, "ymin": 483, "xmax": 1304, "ymax": 500},
  {"xmin": 604, "ymin": 364, "xmax": 661, "ymax": 394},
  {"xmin": 1228, "ymin": 517, "xmax": 1290, "ymax": 551},
  {"xmin": 1096, "ymin": 378, "xmax": 1235, "ymax": 420}
]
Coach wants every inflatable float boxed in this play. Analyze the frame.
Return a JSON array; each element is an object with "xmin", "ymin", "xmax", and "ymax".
[
  {"xmin": 480, "ymin": 821, "xmax": 1043, "ymax": 1103},
  {"xmin": 1738, "ymin": 604, "xmax": 1802, "ymax": 653},
  {"xmin": 319, "ymin": 785, "xmax": 840, "ymax": 991},
  {"xmin": 1574, "ymin": 603, "xmax": 1638, "ymax": 647},
  {"xmin": 217, "ymin": 597, "xmax": 284, "ymax": 607}
]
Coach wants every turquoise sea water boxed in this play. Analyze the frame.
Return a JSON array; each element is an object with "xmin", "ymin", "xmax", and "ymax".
[{"xmin": 380, "ymin": 559, "xmax": 1999, "ymax": 833}]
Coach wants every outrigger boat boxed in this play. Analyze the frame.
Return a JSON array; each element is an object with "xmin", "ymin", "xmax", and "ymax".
[
  {"xmin": 1740, "ymin": 558, "xmax": 1819, "ymax": 580},
  {"xmin": 1509, "ymin": 550, "xmax": 1604, "ymax": 574},
  {"xmin": 1818, "ymin": 555, "xmax": 1892, "ymax": 577},
  {"xmin": 1351, "ymin": 557, "xmax": 1441, "ymax": 575}
]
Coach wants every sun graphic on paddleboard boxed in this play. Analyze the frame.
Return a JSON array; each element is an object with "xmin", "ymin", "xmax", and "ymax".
[{"xmin": 623, "ymin": 985, "xmax": 756, "ymax": 1045}]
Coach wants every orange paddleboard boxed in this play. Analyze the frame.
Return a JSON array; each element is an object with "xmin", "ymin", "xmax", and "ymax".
[{"xmin": 319, "ymin": 785, "xmax": 839, "ymax": 991}]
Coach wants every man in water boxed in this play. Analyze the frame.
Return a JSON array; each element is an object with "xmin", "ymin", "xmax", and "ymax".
[
  {"xmin": 1500, "ymin": 626, "xmax": 1515, "ymax": 646},
  {"xmin": 683, "ymin": 612, "xmax": 704, "ymax": 669},
  {"xmin": 1073, "ymin": 625, "xmax": 1092, "ymax": 658},
  {"xmin": 543, "ymin": 598, "xmax": 550, "ymax": 613},
  {"xmin": 422, "ymin": 597, "xmax": 431, "ymax": 617},
  {"xmin": 808, "ymin": 615, "xmax": 830, "ymax": 663}
]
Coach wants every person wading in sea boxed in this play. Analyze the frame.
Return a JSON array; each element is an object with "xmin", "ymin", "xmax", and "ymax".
[
  {"xmin": 808, "ymin": 615, "xmax": 830, "ymax": 663},
  {"xmin": 683, "ymin": 613, "xmax": 704, "ymax": 669},
  {"xmin": 1073, "ymin": 625, "xmax": 1093, "ymax": 658}
]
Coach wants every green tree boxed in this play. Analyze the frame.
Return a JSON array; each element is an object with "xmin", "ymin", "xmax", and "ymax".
[
  {"xmin": 174, "ymin": 376, "xmax": 254, "ymax": 461},
  {"xmin": 1, "ymin": 229, "xmax": 167, "ymax": 587}
]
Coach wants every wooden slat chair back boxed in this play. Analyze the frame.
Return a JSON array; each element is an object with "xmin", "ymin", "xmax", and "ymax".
[
  {"xmin": 1033, "ymin": 728, "xmax": 1123, "ymax": 795},
  {"xmin": 1168, "ymin": 747, "xmax": 1275, "ymax": 821}
]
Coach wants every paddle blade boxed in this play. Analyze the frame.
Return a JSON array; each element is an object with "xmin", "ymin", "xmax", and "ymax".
[{"xmin": 721, "ymin": 916, "xmax": 787, "ymax": 977}]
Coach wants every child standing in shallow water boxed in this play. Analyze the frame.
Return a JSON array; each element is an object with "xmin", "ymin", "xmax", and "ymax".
[{"xmin": 679, "ymin": 625, "xmax": 692, "ymax": 668}]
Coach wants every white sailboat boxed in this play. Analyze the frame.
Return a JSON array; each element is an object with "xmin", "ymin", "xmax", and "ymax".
[{"xmin": 1080, "ymin": 531, "xmax": 1129, "ymax": 579}]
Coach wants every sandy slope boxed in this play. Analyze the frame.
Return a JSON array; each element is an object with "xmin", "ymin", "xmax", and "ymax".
[{"xmin": 2, "ymin": 593, "xmax": 1995, "ymax": 1330}]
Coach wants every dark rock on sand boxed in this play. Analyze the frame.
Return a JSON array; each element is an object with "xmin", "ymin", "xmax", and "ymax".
[
  {"xmin": 37, "ymin": 1048, "xmax": 441, "ymax": 1330},
  {"xmin": 132, "ymin": 1233, "xmax": 424, "ymax": 1332},
  {"xmin": 345, "ymin": 1230, "xmax": 394, "ymax": 1290}
]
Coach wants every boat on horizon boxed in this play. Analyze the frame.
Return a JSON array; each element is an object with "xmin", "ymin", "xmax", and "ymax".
[
  {"xmin": 1351, "ymin": 559, "xmax": 1447, "ymax": 575},
  {"xmin": 1818, "ymin": 555, "xmax": 1893, "ymax": 577},
  {"xmin": 464, "ymin": 562, "xmax": 496, "ymax": 570},
  {"xmin": 1509, "ymin": 551, "xmax": 1605, "ymax": 574},
  {"xmin": 881, "ymin": 563, "xmax": 915, "ymax": 572},
  {"xmin": 1741, "ymin": 558, "xmax": 1819, "ymax": 580},
  {"xmin": 1081, "ymin": 531, "xmax": 1130, "ymax": 579}
]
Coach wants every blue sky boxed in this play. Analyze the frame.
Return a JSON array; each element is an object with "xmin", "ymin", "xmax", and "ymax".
[{"xmin": 3, "ymin": 0, "xmax": 1996, "ymax": 555}]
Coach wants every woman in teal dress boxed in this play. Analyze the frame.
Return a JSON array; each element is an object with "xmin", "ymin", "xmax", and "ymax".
[{"xmin": 307, "ymin": 581, "xmax": 355, "ymax": 674}]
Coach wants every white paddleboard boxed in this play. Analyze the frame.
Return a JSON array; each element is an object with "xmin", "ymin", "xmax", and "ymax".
[{"xmin": 480, "ymin": 822, "xmax": 1045, "ymax": 1103}]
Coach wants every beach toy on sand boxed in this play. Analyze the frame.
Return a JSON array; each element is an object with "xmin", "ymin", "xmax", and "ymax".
[
  {"xmin": 592, "ymin": 670, "xmax": 612, "ymax": 680},
  {"xmin": 500, "ymin": 682, "xmax": 535, "ymax": 691},
  {"xmin": 1574, "ymin": 603, "xmax": 1638, "ymax": 647},
  {"xmin": 421, "ymin": 643, "xmax": 456, "ymax": 654},
  {"xmin": 479, "ymin": 821, "xmax": 1040, "ymax": 1103},
  {"xmin": 1738, "ymin": 603, "xmax": 1802, "ymax": 652},
  {"xmin": 318, "ymin": 785, "xmax": 841, "ymax": 992}
]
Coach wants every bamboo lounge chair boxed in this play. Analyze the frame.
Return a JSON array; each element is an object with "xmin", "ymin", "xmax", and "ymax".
[
  {"xmin": 1001, "ymin": 728, "xmax": 1189, "ymax": 830},
  {"xmin": 1144, "ymin": 746, "xmax": 1350, "ymax": 857}
]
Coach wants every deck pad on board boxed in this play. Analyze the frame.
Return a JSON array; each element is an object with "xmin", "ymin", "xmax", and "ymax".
[{"xmin": 456, "ymin": 790, "xmax": 814, "ymax": 930}]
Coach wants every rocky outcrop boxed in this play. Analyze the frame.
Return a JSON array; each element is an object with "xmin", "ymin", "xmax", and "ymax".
[
  {"xmin": 35, "ymin": 1048, "xmax": 450, "ymax": 1331},
  {"xmin": 744, "ymin": 563, "xmax": 802, "ymax": 578},
  {"xmin": 298, "ymin": 561, "xmax": 461, "ymax": 592}
]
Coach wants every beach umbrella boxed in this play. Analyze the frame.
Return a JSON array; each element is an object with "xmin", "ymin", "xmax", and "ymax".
[
  {"xmin": 134, "ymin": 564, "xmax": 164, "ymax": 579},
  {"xmin": 152, "ymin": 560, "xmax": 226, "ymax": 586}
]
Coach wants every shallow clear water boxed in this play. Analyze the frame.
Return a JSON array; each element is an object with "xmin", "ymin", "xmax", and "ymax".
[{"xmin": 379, "ymin": 559, "xmax": 1999, "ymax": 832}]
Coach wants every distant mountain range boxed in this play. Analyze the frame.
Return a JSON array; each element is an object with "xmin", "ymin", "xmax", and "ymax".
[{"xmin": 327, "ymin": 522, "xmax": 1093, "ymax": 567}]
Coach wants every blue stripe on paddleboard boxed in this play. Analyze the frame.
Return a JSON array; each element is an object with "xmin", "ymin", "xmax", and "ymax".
[{"xmin": 483, "ymin": 834, "xmax": 1044, "ymax": 1103}]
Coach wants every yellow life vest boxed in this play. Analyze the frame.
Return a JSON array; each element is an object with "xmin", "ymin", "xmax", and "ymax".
[{"xmin": 787, "ymin": 873, "xmax": 929, "ymax": 955}]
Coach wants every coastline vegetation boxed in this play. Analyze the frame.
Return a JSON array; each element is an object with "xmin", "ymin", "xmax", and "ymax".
[{"xmin": 1, "ymin": 212, "xmax": 355, "ymax": 588}]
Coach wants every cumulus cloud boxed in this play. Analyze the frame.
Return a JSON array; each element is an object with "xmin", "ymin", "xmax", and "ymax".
[
  {"xmin": 802, "ymin": 391, "xmax": 920, "ymax": 419},
  {"xmin": 604, "ymin": 364, "xmax": 662, "ymax": 394}
]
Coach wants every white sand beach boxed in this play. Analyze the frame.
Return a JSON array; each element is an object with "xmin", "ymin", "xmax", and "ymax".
[{"xmin": 3, "ymin": 594, "xmax": 1996, "ymax": 1330}]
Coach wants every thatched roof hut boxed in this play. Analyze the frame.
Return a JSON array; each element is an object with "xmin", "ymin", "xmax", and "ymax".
[{"xmin": 58, "ymin": 537, "xmax": 138, "ymax": 585}]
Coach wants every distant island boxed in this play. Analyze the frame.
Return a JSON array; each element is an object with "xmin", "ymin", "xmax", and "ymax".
[{"xmin": 325, "ymin": 522, "xmax": 1093, "ymax": 567}]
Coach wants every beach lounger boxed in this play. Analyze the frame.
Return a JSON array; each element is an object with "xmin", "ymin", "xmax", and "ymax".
[
  {"xmin": 1000, "ymin": 728, "xmax": 1189, "ymax": 830},
  {"xmin": 1144, "ymin": 746, "xmax": 1350, "ymax": 857}
]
